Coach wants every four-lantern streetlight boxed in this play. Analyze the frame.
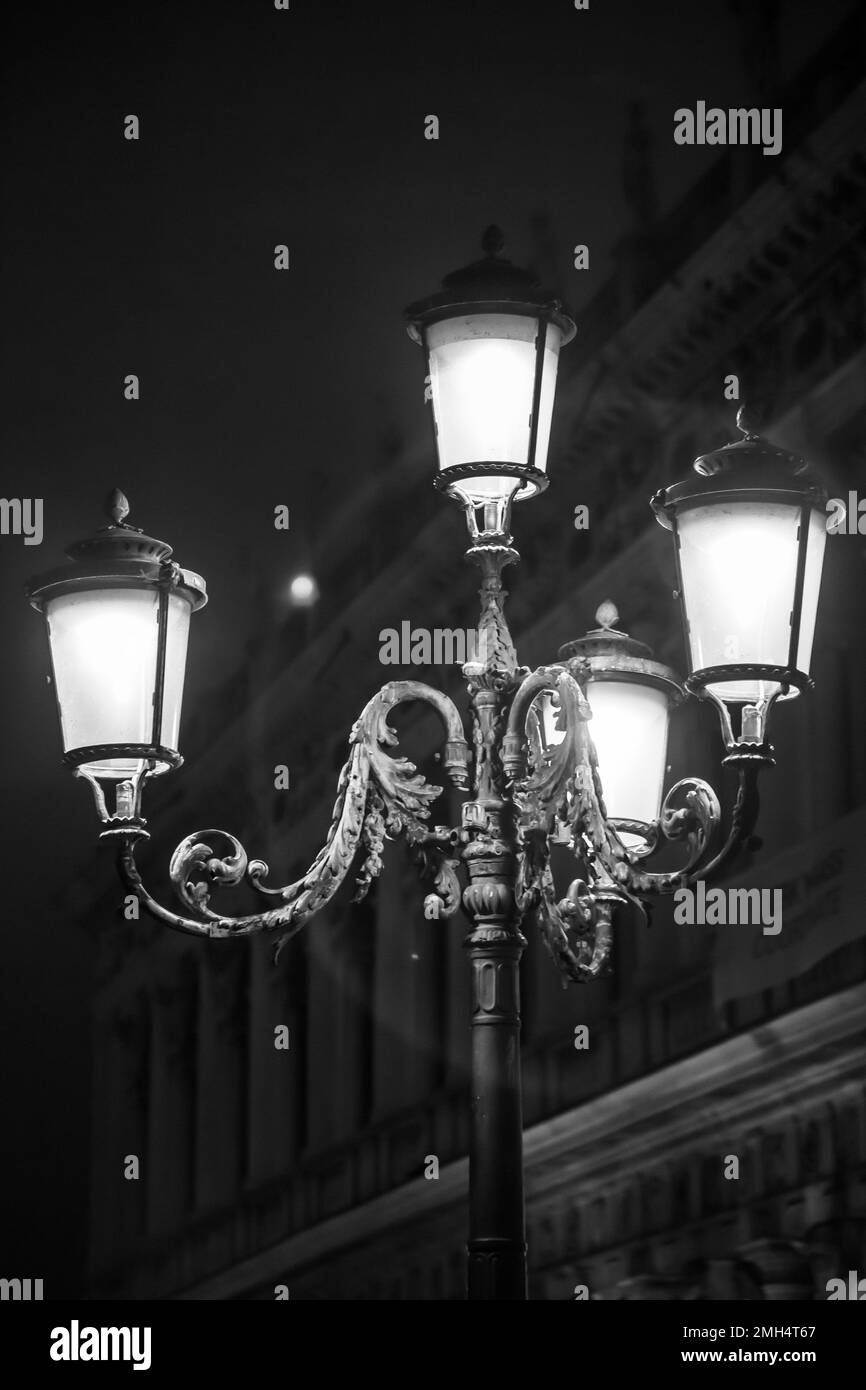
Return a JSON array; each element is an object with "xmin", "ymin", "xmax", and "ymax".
[{"xmin": 27, "ymin": 229, "xmax": 827, "ymax": 1300}]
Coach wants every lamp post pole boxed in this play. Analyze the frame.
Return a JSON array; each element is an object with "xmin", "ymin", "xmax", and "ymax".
[
  {"xmin": 461, "ymin": 542, "xmax": 528, "ymax": 1299},
  {"xmin": 465, "ymin": 911, "xmax": 527, "ymax": 1299}
]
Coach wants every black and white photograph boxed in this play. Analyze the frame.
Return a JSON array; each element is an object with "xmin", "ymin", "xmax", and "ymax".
[{"xmin": 1, "ymin": 0, "xmax": 865, "ymax": 1360}]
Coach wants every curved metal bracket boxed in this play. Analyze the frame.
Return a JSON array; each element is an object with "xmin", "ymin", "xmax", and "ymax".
[
  {"xmin": 504, "ymin": 664, "xmax": 590, "ymax": 819},
  {"xmin": 688, "ymin": 762, "xmax": 763, "ymax": 882},
  {"xmin": 113, "ymin": 680, "xmax": 470, "ymax": 952},
  {"xmin": 507, "ymin": 660, "xmax": 766, "ymax": 989},
  {"xmin": 515, "ymin": 827, "xmax": 617, "ymax": 984},
  {"xmin": 607, "ymin": 766, "xmax": 761, "ymax": 888},
  {"xmin": 507, "ymin": 663, "xmax": 716, "ymax": 898},
  {"xmin": 410, "ymin": 824, "xmax": 467, "ymax": 921}
]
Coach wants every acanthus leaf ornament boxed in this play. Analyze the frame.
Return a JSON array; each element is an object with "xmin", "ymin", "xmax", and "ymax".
[
  {"xmin": 111, "ymin": 557, "xmax": 766, "ymax": 988},
  {"xmin": 115, "ymin": 679, "xmax": 470, "ymax": 956},
  {"xmin": 412, "ymin": 826, "xmax": 466, "ymax": 920}
]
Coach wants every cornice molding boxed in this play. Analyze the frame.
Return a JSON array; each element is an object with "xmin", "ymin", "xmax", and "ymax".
[{"xmin": 173, "ymin": 981, "xmax": 866, "ymax": 1300}]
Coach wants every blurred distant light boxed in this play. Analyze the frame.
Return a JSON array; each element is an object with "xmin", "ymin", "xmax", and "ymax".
[{"xmin": 288, "ymin": 573, "xmax": 319, "ymax": 607}]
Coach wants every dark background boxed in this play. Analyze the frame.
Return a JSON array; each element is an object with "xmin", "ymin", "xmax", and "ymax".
[{"xmin": 0, "ymin": 0, "xmax": 854, "ymax": 1297}]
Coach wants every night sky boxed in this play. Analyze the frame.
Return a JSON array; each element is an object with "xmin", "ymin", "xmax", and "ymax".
[{"xmin": 0, "ymin": 0, "xmax": 851, "ymax": 1296}]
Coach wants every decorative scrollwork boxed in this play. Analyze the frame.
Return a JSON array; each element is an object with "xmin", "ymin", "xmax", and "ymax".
[
  {"xmin": 691, "ymin": 764, "xmax": 762, "ymax": 882},
  {"xmin": 658, "ymin": 778, "xmax": 721, "ymax": 875},
  {"xmin": 547, "ymin": 683, "xmax": 725, "ymax": 900},
  {"xmin": 504, "ymin": 664, "xmax": 589, "ymax": 817},
  {"xmin": 515, "ymin": 825, "xmax": 615, "ymax": 984},
  {"xmin": 519, "ymin": 668, "xmax": 591, "ymax": 832},
  {"xmin": 116, "ymin": 679, "xmax": 471, "ymax": 950},
  {"xmin": 109, "ymin": 533, "xmax": 769, "ymax": 990},
  {"xmin": 170, "ymin": 831, "xmax": 248, "ymax": 914},
  {"xmin": 463, "ymin": 544, "xmax": 520, "ymax": 691},
  {"xmin": 607, "ymin": 819, "xmax": 659, "ymax": 858},
  {"xmin": 411, "ymin": 826, "xmax": 466, "ymax": 920},
  {"xmin": 507, "ymin": 662, "xmax": 739, "ymax": 986}
]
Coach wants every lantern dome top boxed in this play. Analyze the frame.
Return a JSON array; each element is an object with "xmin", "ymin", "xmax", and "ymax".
[
  {"xmin": 557, "ymin": 601, "xmax": 683, "ymax": 703},
  {"xmin": 652, "ymin": 404, "xmax": 827, "ymax": 529},
  {"xmin": 561, "ymin": 600, "xmax": 653, "ymax": 661},
  {"xmin": 405, "ymin": 226, "xmax": 576, "ymax": 343},
  {"xmin": 26, "ymin": 490, "xmax": 207, "ymax": 612},
  {"xmin": 65, "ymin": 488, "xmax": 173, "ymax": 568},
  {"xmin": 693, "ymin": 403, "xmax": 812, "ymax": 480}
]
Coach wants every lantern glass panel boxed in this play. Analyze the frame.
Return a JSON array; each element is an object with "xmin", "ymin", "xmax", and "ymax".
[
  {"xmin": 677, "ymin": 501, "xmax": 826, "ymax": 702},
  {"xmin": 794, "ymin": 508, "xmax": 826, "ymax": 678},
  {"xmin": 541, "ymin": 680, "xmax": 670, "ymax": 847},
  {"xmin": 426, "ymin": 313, "xmax": 562, "ymax": 500},
  {"xmin": 45, "ymin": 587, "xmax": 191, "ymax": 778},
  {"xmin": 161, "ymin": 590, "xmax": 192, "ymax": 752}
]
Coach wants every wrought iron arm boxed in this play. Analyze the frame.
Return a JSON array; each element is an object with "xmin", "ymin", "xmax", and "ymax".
[
  {"xmin": 112, "ymin": 680, "xmax": 470, "ymax": 947},
  {"xmin": 506, "ymin": 663, "xmax": 714, "ymax": 892},
  {"xmin": 508, "ymin": 664, "xmax": 626, "ymax": 981},
  {"xmin": 688, "ymin": 761, "xmax": 762, "ymax": 882},
  {"xmin": 506, "ymin": 659, "xmax": 767, "ymax": 981},
  {"xmin": 601, "ymin": 762, "xmax": 762, "ymax": 889},
  {"xmin": 515, "ymin": 826, "xmax": 615, "ymax": 984}
]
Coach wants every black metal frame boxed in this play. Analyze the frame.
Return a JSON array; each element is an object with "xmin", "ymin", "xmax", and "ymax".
[
  {"xmin": 421, "ymin": 309, "xmax": 556, "ymax": 503},
  {"xmin": 431, "ymin": 460, "xmax": 551, "ymax": 498},
  {"xmin": 62, "ymin": 742, "xmax": 184, "ymax": 772},
  {"xmin": 684, "ymin": 663, "xmax": 812, "ymax": 697},
  {"xmin": 787, "ymin": 501, "xmax": 812, "ymax": 673},
  {"xmin": 407, "ymin": 230, "xmax": 575, "ymax": 516},
  {"xmin": 27, "ymin": 503, "xmax": 207, "ymax": 795},
  {"xmin": 152, "ymin": 583, "xmax": 170, "ymax": 751},
  {"xmin": 657, "ymin": 488, "xmax": 821, "ymax": 708},
  {"xmin": 39, "ymin": 575, "xmax": 180, "ymax": 780},
  {"xmin": 540, "ymin": 630, "xmax": 684, "ymax": 850}
]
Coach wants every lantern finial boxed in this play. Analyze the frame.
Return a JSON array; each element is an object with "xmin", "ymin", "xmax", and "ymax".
[
  {"xmin": 104, "ymin": 488, "xmax": 130, "ymax": 526},
  {"xmin": 595, "ymin": 600, "xmax": 619, "ymax": 631},
  {"xmin": 481, "ymin": 224, "xmax": 505, "ymax": 258},
  {"xmin": 736, "ymin": 402, "xmax": 764, "ymax": 439}
]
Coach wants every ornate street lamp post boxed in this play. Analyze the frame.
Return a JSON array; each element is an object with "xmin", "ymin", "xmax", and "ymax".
[{"xmin": 27, "ymin": 232, "xmax": 827, "ymax": 1301}]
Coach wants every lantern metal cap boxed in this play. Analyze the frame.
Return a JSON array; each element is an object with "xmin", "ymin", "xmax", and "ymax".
[
  {"xmin": 405, "ymin": 225, "xmax": 576, "ymax": 343},
  {"xmin": 26, "ymin": 489, "xmax": 208, "ymax": 611},
  {"xmin": 693, "ymin": 404, "xmax": 811, "ymax": 479},
  {"xmin": 652, "ymin": 405, "xmax": 827, "ymax": 528},
  {"xmin": 557, "ymin": 601, "xmax": 683, "ymax": 702},
  {"xmin": 65, "ymin": 488, "xmax": 173, "ymax": 566}
]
